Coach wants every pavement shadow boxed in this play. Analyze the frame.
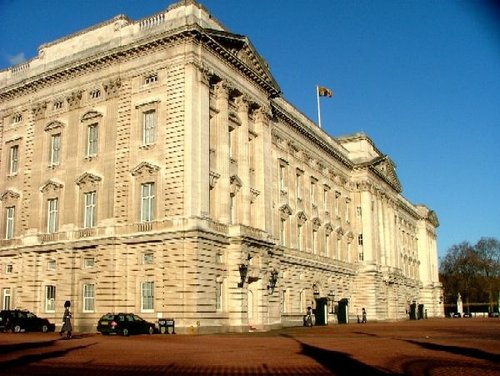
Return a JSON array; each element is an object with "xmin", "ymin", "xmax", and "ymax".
[
  {"xmin": 404, "ymin": 339, "xmax": 499, "ymax": 363},
  {"xmin": 0, "ymin": 342, "xmax": 96, "ymax": 372},
  {"xmin": 282, "ymin": 334, "xmax": 400, "ymax": 376},
  {"xmin": 0, "ymin": 339, "xmax": 58, "ymax": 355}
]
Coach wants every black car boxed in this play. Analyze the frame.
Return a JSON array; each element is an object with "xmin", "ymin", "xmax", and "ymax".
[
  {"xmin": 97, "ymin": 313, "xmax": 156, "ymax": 336},
  {"xmin": 0, "ymin": 309, "xmax": 56, "ymax": 333}
]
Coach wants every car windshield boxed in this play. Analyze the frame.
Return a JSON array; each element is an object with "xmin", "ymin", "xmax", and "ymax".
[{"xmin": 100, "ymin": 314, "xmax": 115, "ymax": 321}]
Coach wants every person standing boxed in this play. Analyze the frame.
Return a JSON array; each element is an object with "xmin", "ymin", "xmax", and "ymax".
[
  {"xmin": 362, "ymin": 307, "xmax": 367, "ymax": 323},
  {"xmin": 60, "ymin": 300, "xmax": 72, "ymax": 339}
]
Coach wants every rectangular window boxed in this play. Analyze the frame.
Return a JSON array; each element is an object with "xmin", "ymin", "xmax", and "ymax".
[
  {"xmin": 50, "ymin": 133, "xmax": 61, "ymax": 166},
  {"xmin": 216, "ymin": 281, "xmax": 223, "ymax": 311},
  {"xmin": 87, "ymin": 124, "xmax": 98, "ymax": 157},
  {"xmin": 84, "ymin": 257, "xmax": 95, "ymax": 268},
  {"xmin": 142, "ymin": 252, "xmax": 154, "ymax": 265},
  {"xmin": 47, "ymin": 198, "xmax": 58, "ymax": 233},
  {"xmin": 279, "ymin": 219, "xmax": 286, "ymax": 246},
  {"xmin": 310, "ymin": 179, "xmax": 316, "ymax": 204},
  {"xmin": 83, "ymin": 283, "xmax": 95, "ymax": 312},
  {"xmin": 5, "ymin": 264, "xmax": 13, "ymax": 273},
  {"xmin": 2, "ymin": 288, "xmax": 11, "ymax": 310},
  {"xmin": 45, "ymin": 285, "xmax": 56, "ymax": 312},
  {"xmin": 47, "ymin": 260, "xmax": 56, "ymax": 271},
  {"xmin": 143, "ymin": 110, "xmax": 156, "ymax": 145},
  {"xmin": 140, "ymin": 183, "xmax": 155, "ymax": 222},
  {"xmin": 5, "ymin": 207, "xmax": 15, "ymax": 239},
  {"xmin": 9, "ymin": 145, "xmax": 19, "ymax": 175},
  {"xmin": 297, "ymin": 224, "xmax": 303, "ymax": 251},
  {"xmin": 84, "ymin": 191, "xmax": 97, "ymax": 228},
  {"xmin": 296, "ymin": 172, "xmax": 302, "ymax": 201},
  {"xmin": 279, "ymin": 164, "xmax": 286, "ymax": 191},
  {"xmin": 141, "ymin": 281, "xmax": 154, "ymax": 311},
  {"xmin": 312, "ymin": 230, "xmax": 318, "ymax": 254}
]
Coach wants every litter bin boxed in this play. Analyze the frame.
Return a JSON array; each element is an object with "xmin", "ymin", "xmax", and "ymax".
[{"xmin": 158, "ymin": 318, "xmax": 175, "ymax": 334}]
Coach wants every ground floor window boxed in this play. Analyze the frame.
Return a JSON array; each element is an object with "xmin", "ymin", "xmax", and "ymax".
[
  {"xmin": 45, "ymin": 285, "xmax": 56, "ymax": 312},
  {"xmin": 2, "ymin": 288, "xmax": 11, "ymax": 310},
  {"xmin": 83, "ymin": 283, "xmax": 95, "ymax": 312},
  {"xmin": 141, "ymin": 281, "xmax": 154, "ymax": 311}
]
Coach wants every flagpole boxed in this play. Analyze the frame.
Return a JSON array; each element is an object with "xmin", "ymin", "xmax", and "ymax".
[{"xmin": 316, "ymin": 85, "xmax": 322, "ymax": 128}]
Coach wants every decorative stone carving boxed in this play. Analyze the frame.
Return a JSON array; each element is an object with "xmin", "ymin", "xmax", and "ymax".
[
  {"xmin": 32, "ymin": 101, "xmax": 47, "ymax": 120},
  {"xmin": 209, "ymin": 171, "xmax": 220, "ymax": 189},
  {"xmin": 103, "ymin": 78, "xmax": 121, "ymax": 98},
  {"xmin": 66, "ymin": 90, "xmax": 83, "ymax": 110}
]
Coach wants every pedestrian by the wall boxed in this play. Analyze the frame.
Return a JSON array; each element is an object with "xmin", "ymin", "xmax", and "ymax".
[
  {"xmin": 362, "ymin": 307, "xmax": 367, "ymax": 323},
  {"xmin": 60, "ymin": 300, "xmax": 72, "ymax": 339}
]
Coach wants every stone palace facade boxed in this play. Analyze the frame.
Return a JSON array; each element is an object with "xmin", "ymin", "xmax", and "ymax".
[{"xmin": 0, "ymin": 0, "xmax": 443, "ymax": 333}]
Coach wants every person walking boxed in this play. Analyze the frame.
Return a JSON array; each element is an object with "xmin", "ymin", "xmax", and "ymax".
[
  {"xmin": 362, "ymin": 307, "xmax": 367, "ymax": 323},
  {"xmin": 60, "ymin": 300, "xmax": 72, "ymax": 339}
]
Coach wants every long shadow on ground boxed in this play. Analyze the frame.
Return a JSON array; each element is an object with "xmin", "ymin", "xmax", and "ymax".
[{"xmin": 282, "ymin": 334, "xmax": 399, "ymax": 376}]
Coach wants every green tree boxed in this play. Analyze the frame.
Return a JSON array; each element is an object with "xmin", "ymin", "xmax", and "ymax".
[{"xmin": 439, "ymin": 237, "xmax": 500, "ymax": 312}]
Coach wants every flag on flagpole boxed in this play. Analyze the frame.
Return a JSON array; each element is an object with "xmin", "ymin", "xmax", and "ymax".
[{"xmin": 318, "ymin": 86, "xmax": 333, "ymax": 97}]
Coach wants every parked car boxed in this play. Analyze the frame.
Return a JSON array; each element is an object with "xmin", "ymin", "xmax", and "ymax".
[
  {"xmin": 0, "ymin": 309, "xmax": 56, "ymax": 333},
  {"xmin": 97, "ymin": 313, "xmax": 156, "ymax": 336},
  {"xmin": 489, "ymin": 312, "xmax": 499, "ymax": 318}
]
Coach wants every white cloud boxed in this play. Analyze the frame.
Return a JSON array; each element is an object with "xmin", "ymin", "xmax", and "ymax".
[{"xmin": 8, "ymin": 52, "xmax": 26, "ymax": 66}]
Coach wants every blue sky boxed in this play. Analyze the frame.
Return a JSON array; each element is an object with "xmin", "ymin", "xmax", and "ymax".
[{"xmin": 1, "ymin": 0, "xmax": 499, "ymax": 259}]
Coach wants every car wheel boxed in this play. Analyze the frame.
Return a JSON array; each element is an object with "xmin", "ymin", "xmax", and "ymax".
[
  {"xmin": 148, "ymin": 326, "xmax": 154, "ymax": 335},
  {"xmin": 13, "ymin": 325, "xmax": 21, "ymax": 333},
  {"xmin": 41, "ymin": 325, "xmax": 49, "ymax": 333},
  {"xmin": 122, "ymin": 328, "xmax": 129, "ymax": 336}
]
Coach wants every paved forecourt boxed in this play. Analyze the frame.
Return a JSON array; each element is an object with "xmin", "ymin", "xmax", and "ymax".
[{"xmin": 0, "ymin": 318, "xmax": 498, "ymax": 375}]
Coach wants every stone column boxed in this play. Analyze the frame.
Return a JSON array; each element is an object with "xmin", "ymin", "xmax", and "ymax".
[
  {"xmin": 183, "ymin": 62, "xmax": 210, "ymax": 218},
  {"xmin": 213, "ymin": 81, "xmax": 231, "ymax": 223},
  {"xmin": 235, "ymin": 95, "xmax": 250, "ymax": 226}
]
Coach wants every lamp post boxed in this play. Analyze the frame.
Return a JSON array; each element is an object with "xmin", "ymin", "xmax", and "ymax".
[{"xmin": 267, "ymin": 269, "xmax": 279, "ymax": 293}]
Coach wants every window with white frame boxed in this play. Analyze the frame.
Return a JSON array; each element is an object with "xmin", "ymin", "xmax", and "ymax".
[
  {"xmin": 296, "ymin": 170, "xmax": 303, "ymax": 201},
  {"xmin": 279, "ymin": 218, "xmax": 286, "ymax": 246},
  {"xmin": 141, "ymin": 281, "xmax": 154, "ymax": 311},
  {"xmin": 86, "ymin": 124, "xmax": 98, "ymax": 157},
  {"xmin": 12, "ymin": 113, "xmax": 22, "ymax": 123},
  {"xmin": 279, "ymin": 163, "xmax": 286, "ymax": 191},
  {"xmin": 50, "ymin": 133, "xmax": 61, "ymax": 166},
  {"xmin": 215, "ymin": 280, "xmax": 223, "ymax": 311},
  {"xmin": 45, "ymin": 285, "xmax": 56, "ymax": 312},
  {"xmin": 312, "ymin": 229, "xmax": 318, "ymax": 254},
  {"xmin": 5, "ymin": 207, "xmax": 15, "ymax": 239},
  {"xmin": 140, "ymin": 183, "xmax": 155, "ymax": 222},
  {"xmin": 2, "ymin": 288, "xmax": 11, "ymax": 310},
  {"xmin": 9, "ymin": 145, "xmax": 19, "ymax": 175},
  {"xmin": 142, "ymin": 110, "xmax": 156, "ymax": 146},
  {"xmin": 84, "ymin": 257, "xmax": 95, "ymax": 268},
  {"xmin": 297, "ymin": 224, "xmax": 303, "ymax": 251},
  {"xmin": 144, "ymin": 73, "xmax": 158, "ymax": 85},
  {"xmin": 47, "ymin": 198, "xmax": 58, "ymax": 233},
  {"xmin": 83, "ymin": 283, "xmax": 95, "ymax": 312},
  {"xmin": 84, "ymin": 191, "xmax": 97, "ymax": 228},
  {"xmin": 47, "ymin": 259, "xmax": 56, "ymax": 271},
  {"xmin": 310, "ymin": 178, "xmax": 317, "ymax": 205},
  {"xmin": 142, "ymin": 252, "xmax": 154, "ymax": 265}
]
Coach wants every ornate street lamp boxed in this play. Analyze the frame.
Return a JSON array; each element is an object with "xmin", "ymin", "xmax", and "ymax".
[
  {"xmin": 238, "ymin": 264, "xmax": 248, "ymax": 288},
  {"xmin": 267, "ymin": 269, "xmax": 279, "ymax": 293}
]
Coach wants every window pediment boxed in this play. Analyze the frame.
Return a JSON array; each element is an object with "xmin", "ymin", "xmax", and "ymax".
[
  {"xmin": 1, "ymin": 189, "xmax": 20, "ymax": 202},
  {"xmin": 131, "ymin": 161, "xmax": 160, "ymax": 177},
  {"xmin": 81, "ymin": 111, "xmax": 103, "ymax": 122},
  {"xmin": 76, "ymin": 172, "xmax": 102, "ymax": 188},
  {"xmin": 279, "ymin": 204, "xmax": 293, "ymax": 217},
  {"xmin": 40, "ymin": 180, "xmax": 64, "ymax": 194},
  {"xmin": 296, "ymin": 211, "xmax": 307, "ymax": 225},
  {"xmin": 45, "ymin": 120, "xmax": 65, "ymax": 132}
]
